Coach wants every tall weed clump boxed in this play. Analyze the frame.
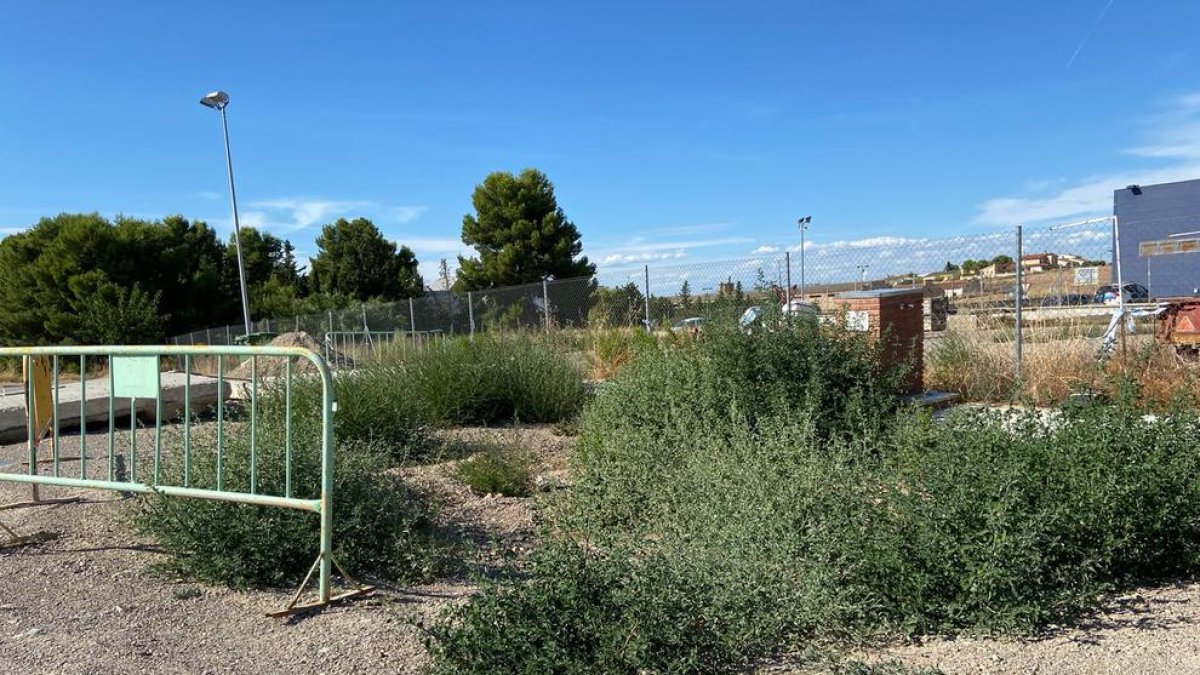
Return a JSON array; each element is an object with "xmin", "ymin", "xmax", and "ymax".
[
  {"xmin": 389, "ymin": 333, "xmax": 585, "ymax": 425},
  {"xmin": 133, "ymin": 379, "xmax": 454, "ymax": 588},
  {"xmin": 429, "ymin": 320, "xmax": 1200, "ymax": 673}
]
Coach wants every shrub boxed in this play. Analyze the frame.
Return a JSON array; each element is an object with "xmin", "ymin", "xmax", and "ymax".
[
  {"xmin": 426, "ymin": 542, "xmax": 790, "ymax": 675},
  {"xmin": 429, "ymin": 321, "xmax": 1200, "ymax": 673},
  {"xmin": 455, "ymin": 444, "xmax": 534, "ymax": 497},
  {"xmin": 386, "ymin": 333, "xmax": 585, "ymax": 425},
  {"xmin": 132, "ymin": 388, "xmax": 454, "ymax": 588},
  {"xmin": 586, "ymin": 327, "xmax": 657, "ymax": 381}
]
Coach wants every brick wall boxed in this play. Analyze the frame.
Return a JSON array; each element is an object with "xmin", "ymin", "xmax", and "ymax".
[{"xmin": 819, "ymin": 290, "xmax": 924, "ymax": 393}]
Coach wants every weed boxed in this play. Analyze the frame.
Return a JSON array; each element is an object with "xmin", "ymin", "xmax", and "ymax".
[{"xmin": 455, "ymin": 444, "xmax": 534, "ymax": 497}]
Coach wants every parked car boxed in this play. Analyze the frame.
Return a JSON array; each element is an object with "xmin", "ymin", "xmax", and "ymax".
[
  {"xmin": 1094, "ymin": 283, "xmax": 1150, "ymax": 305},
  {"xmin": 671, "ymin": 317, "xmax": 704, "ymax": 333},
  {"xmin": 1037, "ymin": 294, "xmax": 1093, "ymax": 307}
]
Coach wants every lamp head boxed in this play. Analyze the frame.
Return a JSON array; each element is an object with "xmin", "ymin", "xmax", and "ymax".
[{"xmin": 200, "ymin": 90, "xmax": 230, "ymax": 110}]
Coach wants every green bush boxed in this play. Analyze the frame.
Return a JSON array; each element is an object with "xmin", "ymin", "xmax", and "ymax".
[
  {"xmin": 386, "ymin": 333, "xmax": 585, "ymax": 425},
  {"xmin": 132, "ymin": 386, "xmax": 454, "ymax": 588},
  {"xmin": 455, "ymin": 445, "xmax": 534, "ymax": 497},
  {"xmin": 426, "ymin": 542, "xmax": 789, "ymax": 675},
  {"xmin": 428, "ymin": 321, "xmax": 1200, "ymax": 673}
]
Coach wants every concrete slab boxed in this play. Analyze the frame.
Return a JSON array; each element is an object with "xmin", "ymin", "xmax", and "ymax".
[{"xmin": 0, "ymin": 372, "xmax": 230, "ymax": 443}]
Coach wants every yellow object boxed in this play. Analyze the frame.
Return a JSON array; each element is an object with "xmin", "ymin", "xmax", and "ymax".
[{"xmin": 23, "ymin": 356, "xmax": 54, "ymax": 442}]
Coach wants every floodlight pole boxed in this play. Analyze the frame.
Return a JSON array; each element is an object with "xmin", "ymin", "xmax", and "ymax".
[
  {"xmin": 203, "ymin": 93, "xmax": 252, "ymax": 337},
  {"xmin": 798, "ymin": 216, "xmax": 810, "ymax": 298}
]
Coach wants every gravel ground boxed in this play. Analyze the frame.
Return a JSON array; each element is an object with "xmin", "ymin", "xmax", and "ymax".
[
  {"xmin": 0, "ymin": 424, "xmax": 567, "ymax": 675},
  {"xmin": 7, "ymin": 423, "xmax": 1200, "ymax": 674}
]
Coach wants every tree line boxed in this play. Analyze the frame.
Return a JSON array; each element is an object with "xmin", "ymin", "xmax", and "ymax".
[{"xmin": 0, "ymin": 168, "xmax": 594, "ymax": 345}]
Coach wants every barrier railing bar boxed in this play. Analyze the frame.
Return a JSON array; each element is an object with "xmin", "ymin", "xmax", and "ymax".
[
  {"xmin": 26, "ymin": 357, "xmax": 35, "ymax": 501},
  {"xmin": 154, "ymin": 381, "xmax": 163, "ymax": 486},
  {"xmin": 216, "ymin": 354, "xmax": 224, "ymax": 492},
  {"xmin": 52, "ymin": 355, "xmax": 60, "ymax": 478},
  {"xmin": 0, "ymin": 473, "xmax": 320, "ymax": 512},
  {"xmin": 130, "ymin": 397, "xmax": 138, "ymax": 483},
  {"xmin": 79, "ymin": 355, "xmax": 86, "ymax": 478},
  {"xmin": 285, "ymin": 357, "xmax": 292, "ymax": 498},
  {"xmin": 183, "ymin": 354, "xmax": 191, "ymax": 488},
  {"xmin": 107, "ymin": 363, "xmax": 115, "ymax": 482},
  {"xmin": 250, "ymin": 354, "xmax": 258, "ymax": 494}
]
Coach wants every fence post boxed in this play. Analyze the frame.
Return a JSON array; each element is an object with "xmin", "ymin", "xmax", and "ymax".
[
  {"xmin": 543, "ymin": 277, "xmax": 551, "ymax": 332},
  {"xmin": 409, "ymin": 296, "xmax": 417, "ymax": 335},
  {"xmin": 225, "ymin": 325, "xmax": 231, "ymax": 344},
  {"xmin": 294, "ymin": 315, "xmax": 299, "ymax": 332},
  {"xmin": 468, "ymin": 291, "xmax": 475, "ymax": 339},
  {"xmin": 1015, "ymin": 224, "xmax": 1023, "ymax": 388},
  {"xmin": 265, "ymin": 318, "xmax": 271, "ymax": 333},
  {"xmin": 643, "ymin": 265, "xmax": 651, "ymax": 333},
  {"xmin": 785, "ymin": 252, "xmax": 792, "ymax": 309},
  {"xmin": 206, "ymin": 328, "xmax": 212, "ymax": 344},
  {"xmin": 326, "ymin": 310, "xmax": 334, "ymax": 361},
  {"xmin": 1113, "ymin": 215, "xmax": 1127, "ymax": 363}
]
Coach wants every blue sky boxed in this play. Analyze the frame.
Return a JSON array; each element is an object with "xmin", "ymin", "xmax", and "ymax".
[{"xmin": 1, "ymin": 1, "xmax": 1198, "ymax": 280}]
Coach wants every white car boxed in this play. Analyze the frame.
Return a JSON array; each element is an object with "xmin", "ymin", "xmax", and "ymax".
[{"xmin": 671, "ymin": 317, "xmax": 704, "ymax": 333}]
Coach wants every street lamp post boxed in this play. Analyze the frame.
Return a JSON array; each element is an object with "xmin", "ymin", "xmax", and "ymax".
[
  {"xmin": 856, "ymin": 264, "xmax": 870, "ymax": 291},
  {"xmin": 200, "ymin": 90, "xmax": 252, "ymax": 338},
  {"xmin": 797, "ymin": 216, "xmax": 811, "ymax": 298}
]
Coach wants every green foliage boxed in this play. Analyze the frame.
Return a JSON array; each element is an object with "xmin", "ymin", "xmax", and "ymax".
[
  {"xmin": 283, "ymin": 367, "xmax": 431, "ymax": 462},
  {"xmin": 388, "ymin": 334, "xmax": 585, "ymax": 426},
  {"xmin": 0, "ymin": 212, "xmax": 315, "ymax": 344},
  {"xmin": 455, "ymin": 445, "xmax": 534, "ymax": 497},
  {"xmin": 588, "ymin": 283, "xmax": 645, "ymax": 329},
  {"xmin": 309, "ymin": 217, "xmax": 423, "ymax": 301},
  {"xmin": 133, "ymin": 385, "xmax": 452, "ymax": 588},
  {"xmin": 0, "ymin": 213, "xmax": 234, "ymax": 344},
  {"xmin": 426, "ymin": 542, "xmax": 785, "ymax": 675},
  {"xmin": 77, "ymin": 281, "xmax": 166, "ymax": 345},
  {"xmin": 457, "ymin": 169, "xmax": 595, "ymax": 290},
  {"xmin": 429, "ymin": 321, "xmax": 1200, "ymax": 673}
]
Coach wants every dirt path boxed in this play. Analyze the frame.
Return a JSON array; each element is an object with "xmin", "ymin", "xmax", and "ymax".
[{"xmin": 0, "ymin": 424, "xmax": 567, "ymax": 675}]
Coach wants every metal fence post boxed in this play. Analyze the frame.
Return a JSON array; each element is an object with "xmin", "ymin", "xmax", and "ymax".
[
  {"xmin": 206, "ymin": 328, "xmax": 212, "ymax": 344},
  {"xmin": 785, "ymin": 252, "xmax": 792, "ymax": 308},
  {"xmin": 1015, "ymin": 224, "xmax": 1023, "ymax": 387},
  {"xmin": 643, "ymin": 265, "xmax": 651, "ymax": 333},
  {"xmin": 265, "ymin": 318, "xmax": 271, "ymax": 333},
  {"xmin": 225, "ymin": 325, "xmax": 231, "ymax": 344},
  {"xmin": 467, "ymin": 291, "xmax": 475, "ymax": 338},
  {"xmin": 543, "ymin": 277, "xmax": 551, "ymax": 332},
  {"xmin": 1113, "ymin": 215, "xmax": 1127, "ymax": 363},
  {"xmin": 408, "ymin": 296, "xmax": 416, "ymax": 334},
  {"xmin": 294, "ymin": 315, "xmax": 299, "ymax": 332}
]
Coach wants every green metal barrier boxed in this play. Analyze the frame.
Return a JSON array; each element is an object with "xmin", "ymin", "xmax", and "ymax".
[{"xmin": 0, "ymin": 345, "xmax": 370, "ymax": 616}]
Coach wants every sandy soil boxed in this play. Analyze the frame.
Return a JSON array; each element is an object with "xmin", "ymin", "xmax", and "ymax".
[
  {"xmin": 0, "ymin": 424, "xmax": 564, "ymax": 675},
  {"xmin": 6, "ymin": 422, "xmax": 1200, "ymax": 674}
]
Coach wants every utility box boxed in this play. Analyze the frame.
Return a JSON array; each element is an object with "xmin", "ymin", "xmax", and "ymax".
[
  {"xmin": 827, "ymin": 288, "xmax": 924, "ymax": 393},
  {"xmin": 1157, "ymin": 298, "xmax": 1200, "ymax": 353}
]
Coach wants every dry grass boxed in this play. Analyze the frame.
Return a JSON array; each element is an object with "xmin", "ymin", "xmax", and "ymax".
[{"xmin": 928, "ymin": 316, "xmax": 1199, "ymax": 407}]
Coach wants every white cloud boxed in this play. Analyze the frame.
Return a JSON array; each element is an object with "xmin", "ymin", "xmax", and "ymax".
[
  {"xmin": 399, "ymin": 237, "xmax": 467, "ymax": 254},
  {"xmin": 601, "ymin": 250, "xmax": 687, "ymax": 265},
  {"xmin": 974, "ymin": 92, "xmax": 1200, "ymax": 227},
  {"xmin": 751, "ymin": 245, "xmax": 781, "ymax": 254},
  {"xmin": 248, "ymin": 198, "xmax": 377, "ymax": 230},
  {"xmin": 192, "ymin": 191, "xmax": 223, "ymax": 201},
  {"xmin": 393, "ymin": 205, "xmax": 430, "ymax": 223}
]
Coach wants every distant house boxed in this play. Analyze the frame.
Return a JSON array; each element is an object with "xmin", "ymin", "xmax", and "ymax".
[
  {"xmin": 1056, "ymin": 254, "xmax": 1088, "ymax": 268},
  {"xmin": 979, "ymin": 261, "xmax": 1015, "ymax": 277},
  {"xmin": 1021, "ymin": 252, "xmax": 1058, "ymax": 273}
]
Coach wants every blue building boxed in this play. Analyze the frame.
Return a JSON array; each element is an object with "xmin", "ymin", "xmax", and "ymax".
[{"xmin": 1114, "ymin": 179, "xmax": 1200, "ymax": 299}]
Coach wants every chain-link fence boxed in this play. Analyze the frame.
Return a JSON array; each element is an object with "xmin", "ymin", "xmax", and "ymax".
[{"xmin": 168, "ymin": 219, "xmax": 1198, "ymax": 400}]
